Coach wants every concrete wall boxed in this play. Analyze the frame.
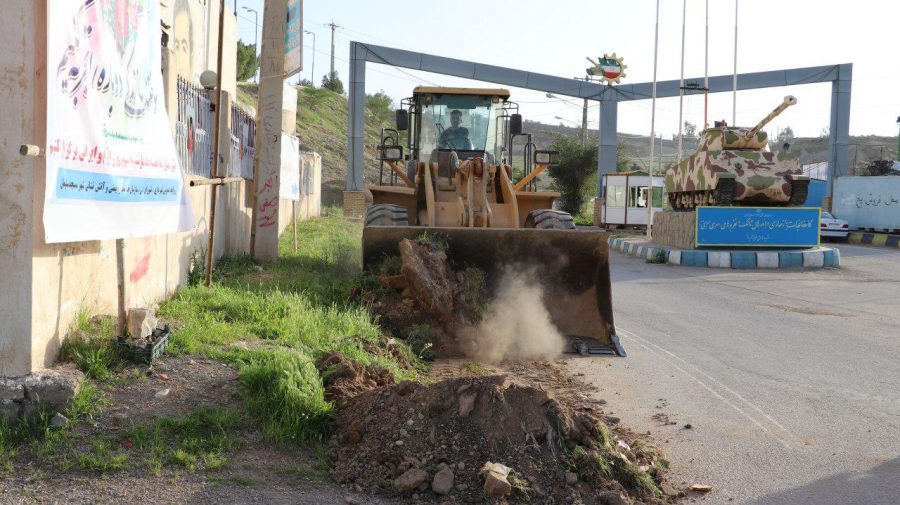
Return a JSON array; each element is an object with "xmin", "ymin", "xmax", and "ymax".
[
  {"xmin": 0, "ymin": 3, "xmax": 38, "ymax": 376},
  {"xmin": 1, "ymin": 2, "xmax": 252, "ymax": 375},
  {"xmin": 277, "ymin": 152, "xmax": 322, "ymax": 233},
  {"xmin": 833, "ymin": 176, "xmax": 900, "ymax": 232}
]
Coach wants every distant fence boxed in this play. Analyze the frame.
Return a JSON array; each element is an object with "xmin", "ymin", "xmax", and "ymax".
[
  {"xmin": 230, "ymin": 103, "xmax": 256, "ymax": 179},
  {"xmin": 175, "ymin": 77, "xmax": 213, "ymax": 178},
  {"xmin": 176, "ymin": 78, "xmax": 257, "ymax": 180}
]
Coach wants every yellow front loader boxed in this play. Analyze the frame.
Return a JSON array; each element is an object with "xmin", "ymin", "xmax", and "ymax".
[{"xmin": 363, "ymin": 87, "xmax": 624, "ymax": 356}]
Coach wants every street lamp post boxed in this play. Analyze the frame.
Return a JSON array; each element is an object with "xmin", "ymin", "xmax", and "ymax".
[
  {"xmin": 241, "ymin": 6, "xmax": 259, "ymax": 81},
  {"xmin": 304, "ymin": 30, "xmax": 316, "ymax": 86}
]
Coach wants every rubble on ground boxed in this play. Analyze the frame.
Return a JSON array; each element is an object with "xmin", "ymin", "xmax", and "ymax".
[{"xmin": 329, "ymin": 375, "xmax": 674, "ymax": 504}]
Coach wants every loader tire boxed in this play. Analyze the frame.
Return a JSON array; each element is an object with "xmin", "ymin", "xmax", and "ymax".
[
  {"xmin": 365, "ymin": 204, "xmax": 409, "ymax": 227},
  {"xmin": 524, "ymin": 209, "xmax": 576, "ymax": 230}
]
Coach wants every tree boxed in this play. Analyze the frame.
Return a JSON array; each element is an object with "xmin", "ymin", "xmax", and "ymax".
[
  {"xmin": 777, "ymin": 126, "xmax": 795, "ymax": 144},
  {"xmin": 297, "ymin": 78, "xmax": 314, "ymax": 87},
  {"xmin": 366, "ymin": 91, "xmax": 393, "ymax": 124},
  {"xmin": 684, "ymin": 121, "xmax": 697, "ymax": 138},
  {"xmin": 322, "ymin": 71, "xmax": 344, "ymax": 94},
  {"xmin": 547, "ymin": 136, "xmax": 597, "ymax": 215},
  {"xmin": 236, "ymin": 41, "xmax": 258, "ymax": 82}
]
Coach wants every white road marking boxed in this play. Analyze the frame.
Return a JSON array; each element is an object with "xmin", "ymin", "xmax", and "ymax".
[{"xmin": 617, "ymin": 327, "xmax": 793, "ymax": 449}]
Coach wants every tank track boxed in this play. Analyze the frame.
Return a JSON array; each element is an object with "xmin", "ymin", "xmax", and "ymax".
[{"xmin": 786, "ymin": 179, "xmax": 809, "ymax": 206}]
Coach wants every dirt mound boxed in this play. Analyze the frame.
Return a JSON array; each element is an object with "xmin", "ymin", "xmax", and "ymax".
[
  {"xmin": 316, "ymin": 352, "xmax": 395, "ymax": 403},
  {"xmin": 329, "ymin": 375, "xmax": 672, "ymax": 504}
]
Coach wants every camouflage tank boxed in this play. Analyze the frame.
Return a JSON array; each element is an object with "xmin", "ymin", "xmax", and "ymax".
[{"xmin": 664, "ymin": 96, "xmax": 808, "ymax": 210}]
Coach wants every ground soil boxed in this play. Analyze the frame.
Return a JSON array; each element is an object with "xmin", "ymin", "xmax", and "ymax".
[
  {"xmin": 0, "ymin": 355, "xmax": 396, "ymax": 505},
  {"xmin": 328, "ymin": 357, "xmax": 678, "ymax": 504}
]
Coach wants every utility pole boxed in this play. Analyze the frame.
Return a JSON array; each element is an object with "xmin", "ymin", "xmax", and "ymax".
[
  {"xmin": 327, "ymin": 20, "xmax": 341, "ymax": 78},
  {"xmin": 581, "ymin": 98, "xmax": 588, "ymax": 146},
  {"xmin": 304, "ymin": 30, "xmax": 316, "ymax": 85}
]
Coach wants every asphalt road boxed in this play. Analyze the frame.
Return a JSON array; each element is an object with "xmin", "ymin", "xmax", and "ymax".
[{"xmin": 566, "ymin": 243, "xmax": 900, "ymax": 504}]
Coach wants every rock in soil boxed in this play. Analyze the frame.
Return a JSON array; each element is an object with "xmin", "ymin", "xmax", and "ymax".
[
  {"xmin": 431, "ymin": 467, "xmax": 454, "ymax": 495},
  {"xmin": 394, "ymin": 468, "xmax": 429, "ymax": 493},
  {"xmin": 598, "ymin": 490, "xmax": 629, "ymax": 505},
  {"xmin": 398, "ymin": 238, "xmax": 454, "ymax": 323},
  {"xmin": 481, "ymin": 462, "xmax": 512, "ymax": 497}
]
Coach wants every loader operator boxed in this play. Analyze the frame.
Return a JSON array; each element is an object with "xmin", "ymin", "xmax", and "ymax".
[{"xmin": 438, "ymin": 109, "xmax": 473, "ymax": 150}]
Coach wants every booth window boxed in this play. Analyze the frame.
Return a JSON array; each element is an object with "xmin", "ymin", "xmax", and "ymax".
[{"xmin": 607, "ymin": 186, "xmax": 625, "ymax": 207}]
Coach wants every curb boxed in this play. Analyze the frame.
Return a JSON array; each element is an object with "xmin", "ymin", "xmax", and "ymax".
[
  {"xmin": 848, "ymin": 231, "xmax": 900, "ymax": 249},
  {"xmin": 607, "ymin": 237, "xmax": 841, "ymax": 269}
]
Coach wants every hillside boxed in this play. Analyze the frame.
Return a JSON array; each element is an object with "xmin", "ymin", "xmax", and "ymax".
[
  {"xmin": 525, "ymin": 120, "xmax": 898, "ymax": 174},
  {"xmin": 237, "ymin": 84, "xmax": 394, "ymax": 205},
  {"xmin": 236, "ymin": 85, "xmax": 899, "ymax": 205}
]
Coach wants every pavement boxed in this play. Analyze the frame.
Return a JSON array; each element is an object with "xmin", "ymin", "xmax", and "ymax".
[{"xmin": 566, "ymin": 242, "xmax": 900, "ymax": 504}]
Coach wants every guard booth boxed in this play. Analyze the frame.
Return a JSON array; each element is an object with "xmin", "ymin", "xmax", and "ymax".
[{"xmin": 599, "ymin": 171, "xmax": 665, "ymax": 227}]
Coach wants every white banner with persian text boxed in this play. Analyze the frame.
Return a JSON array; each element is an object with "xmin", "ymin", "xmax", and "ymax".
[
  {"xmin": 45, "ymin": 0, "xmax": 193, "ymax": 243},
  {"xmin": 280, "ymin": 134, "xmax": 300, "ymax": 201},
  {"xmin": 834, "ymin": 176, "xmax": 900, "ymax": 230}
]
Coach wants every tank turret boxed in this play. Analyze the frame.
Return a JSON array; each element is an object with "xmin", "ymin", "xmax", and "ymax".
[{"xmin": 664, "ymin": 96, "xmax": 808, "ymax": 210}]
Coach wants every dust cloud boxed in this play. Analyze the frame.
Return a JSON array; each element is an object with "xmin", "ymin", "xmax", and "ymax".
[{"xmin": 457, "ymin": 269, "xmax": 566, "ymax": 364}]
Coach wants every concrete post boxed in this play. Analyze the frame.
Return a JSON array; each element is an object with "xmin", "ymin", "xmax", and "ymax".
[
  {"xmin": 825, "ymin": 63, "xmax": 852, "ymax": 212},
  {"xmin": 252, "ymin": 0, "xmax": 288, "ymax": 262},
  {"xmin": 0, "ymin": 2, "xmax": 38, "ymax": 376},
  {"xmin": 344, "ymin": 42, "xmax": 368, "ymax": 217}
]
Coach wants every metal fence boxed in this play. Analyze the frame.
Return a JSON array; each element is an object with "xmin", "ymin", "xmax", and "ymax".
[
  {"xmin": 230, "ymin": 104, "xmax": 256, "ymax": 179},
  {"xmin": 175, "ymin": 77, "xmax": 213, "ymax": 178}
]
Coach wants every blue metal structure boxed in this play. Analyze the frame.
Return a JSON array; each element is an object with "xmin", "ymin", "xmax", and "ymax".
[{"xmin": 346, "ymin": 42, "xmax": 851, "ymax": 207}]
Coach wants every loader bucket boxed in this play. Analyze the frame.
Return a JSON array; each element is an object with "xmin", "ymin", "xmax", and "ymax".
[{"xmin": 362, "ymin": 226, "xmax": 625, "ymax": 357}]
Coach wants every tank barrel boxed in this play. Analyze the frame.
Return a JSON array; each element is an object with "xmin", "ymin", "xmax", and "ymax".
[{"xmin": 743, "ymin": 95, "xmax": 798, "ymax": 141}]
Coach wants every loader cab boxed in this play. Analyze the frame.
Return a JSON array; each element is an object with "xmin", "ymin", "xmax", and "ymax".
[{"xmin": 408, "ymin": 87, "xmax": 512, "ymax": 166}]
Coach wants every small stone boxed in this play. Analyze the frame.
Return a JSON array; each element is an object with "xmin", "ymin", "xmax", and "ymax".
[
  {"xmin": 395, "ymin": 440, "xmax": 404, "ymax": 446},
  {"xmin": 50, "ymin": 412, "xmax": 69, "ymax": 429},
  {"xmin": 432, "ymin": 467, "xmax": 454, "ymax": 495},
  {"xmin": 690, "ymin": 483, "xmax": 712, "ymax": 493},
  {"xmin": 598, "ymin": 491, "xmax": 628, "ymax": 505},
  {"xmin": 481, "ymin": 462, "xmax": 512, "ymax": 497},
  {"xmin": 399, "ymin": 428, "xmax": 409, "ymax": 437},
  {"xmin": 158, "ymin": 374, "xmax": 170, "ymax": 381},
  {"xmin": 684, "ymin": 423, "xmax": 693, "ymax": 429},
  {"xmin": 565, "ymin": 472, "xmax": 578, "ymax": 485},
  {"xmin": 154, "ymin": 388, "xmax": 170, "ymax": 399},
  {"xmin": 110, "ymin": 412, "xmax": 130, "ymax": 426},
  {"xmin": 0, "ymin": 378, "xmax": 24, "ymax": 403},
  {"xmin": 407, "ymin": 419, "xmax": 414, "ymax": 427},
  {"xmin": 411, "ymin": 494, "xmax": 419, "ymax": 500},
  {"xmin": 458, "ymin": 392, "xmax": 477, "ymax": 418},
  {"xmin": 660, "ymin": 481, "xmax": 679, "ymax": 497},
  {"xmin": 394, "ymin": 468, "xmax": 428, "ymax": 492},
  {"xmin": 457, "ymin": 462, "xmax": 465, "ymax": 470},
  {"xmin": 344, "ymin": 497, "xmax": 359, "ymax": 505},
  {"xmin": 456, "ymin": 484, "xmax": 468, "ymax": 491},
  {"xmin": 23, "ymin": 366, "xmax": 83, "ymax": 410},
  {"xmin": 127, "ymin": 307, "xmax": 158, "ymax": 340}
]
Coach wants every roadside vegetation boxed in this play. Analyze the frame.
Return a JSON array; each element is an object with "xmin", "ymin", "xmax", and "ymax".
[{"xmin": 1, "ymin": 209, "xmax": 422, "ymax": 479}]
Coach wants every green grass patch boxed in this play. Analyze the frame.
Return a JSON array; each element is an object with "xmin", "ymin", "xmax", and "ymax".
[
  {"xmin": 59, "ymin": 312, "xmax": 121, "ymax": 381},
  {"xmin": 239, "ymin": 350, "xmax": 331, "ymax": 443},
  {"xmin": 121, "ymin": 407, "xmax": 241, "ymax": 474},
  {"xmin": 157, "ymin": 213, "xmax": 424, "ymax": 445}
]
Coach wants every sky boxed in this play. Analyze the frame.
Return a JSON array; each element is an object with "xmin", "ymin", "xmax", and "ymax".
[{"xmin": 235, "ymin": 0, "xmax": 900, "ymax": 141}]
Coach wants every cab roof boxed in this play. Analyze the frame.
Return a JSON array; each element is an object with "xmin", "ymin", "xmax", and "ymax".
[{"xmin": 413, "ymin": 86, "xmax": 511, "ymax": 99}]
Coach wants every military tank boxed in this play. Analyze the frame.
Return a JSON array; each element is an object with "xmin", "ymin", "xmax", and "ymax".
[{"xmin": 664, "ymin": 96, "xmax": 808, "ymax": 210}]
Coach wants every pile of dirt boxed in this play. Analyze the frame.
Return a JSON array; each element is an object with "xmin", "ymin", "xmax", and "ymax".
[
  {"xmin": 329, "ymin": 375, "xmax": 673, "ymax": 504},
  {"xmin": 316, "ymin": 352, "xmax": 395, "ymax": 403}
]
